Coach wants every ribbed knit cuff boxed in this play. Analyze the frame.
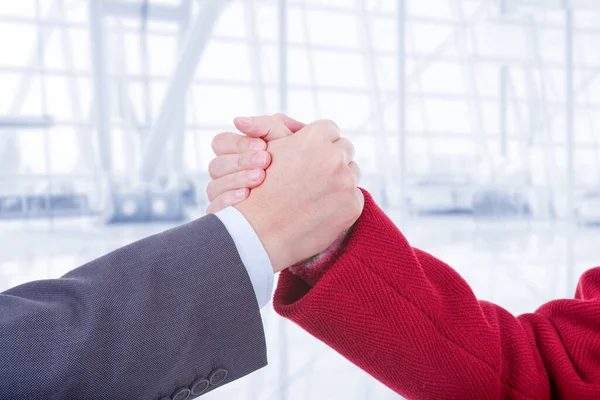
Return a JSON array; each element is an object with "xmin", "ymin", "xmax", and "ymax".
[{"xmin": 288, "ymin": 229, "xmax": 352, "ymax": 286}]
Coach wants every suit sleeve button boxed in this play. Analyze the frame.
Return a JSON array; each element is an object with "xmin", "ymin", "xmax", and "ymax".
[
  {"xmin": 190, "ymin": 378, "xmax": 210, "ymax": 395},
  {"xmin": 171, "ymin": 387, "xmax": 191, "ymax": 400},
  {"xmin": 208, "ymin": 368, "xmax": 228, "ymax": 386}
]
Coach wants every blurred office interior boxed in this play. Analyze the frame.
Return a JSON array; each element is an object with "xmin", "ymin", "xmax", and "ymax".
[{"xmin": 0, "ymin": 0, "xmax": 599, "ymax": 398}]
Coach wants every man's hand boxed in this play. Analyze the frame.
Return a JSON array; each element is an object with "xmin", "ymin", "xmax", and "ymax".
[
  {"xmin": 234, "ymin": 119, "xmax": 363, "ymax": 272},
  {"xmin": 206, "ymin": 114, "xmax": 304, "ymax": 213}
]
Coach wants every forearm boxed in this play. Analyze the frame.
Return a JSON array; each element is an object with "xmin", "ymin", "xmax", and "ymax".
[
  {"xmin": 274, "ymin": 190, "xmax": 552, "ymax": 399},
  {"xmin": 0, "ymin": 215, "xmax": 267, "ymax": 400}
]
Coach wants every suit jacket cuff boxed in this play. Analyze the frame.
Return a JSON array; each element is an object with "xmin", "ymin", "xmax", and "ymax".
[{"xmin": 215, "ymin": 206, "xmax": 274, "ymax": 308}]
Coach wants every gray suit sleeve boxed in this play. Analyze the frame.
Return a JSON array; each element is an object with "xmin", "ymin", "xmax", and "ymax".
[{"xmin": 0, "ymin": 214, "xmax": 268, "ymax": 400}]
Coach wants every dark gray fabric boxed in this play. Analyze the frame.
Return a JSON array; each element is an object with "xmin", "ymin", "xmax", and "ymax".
[{"xmin": 0, "ymin": 214, "xmax": 268, "ymax": 400}]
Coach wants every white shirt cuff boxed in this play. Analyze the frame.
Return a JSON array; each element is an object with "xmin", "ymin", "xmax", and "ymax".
[{"xmin": 215, "ymin": 206, "xmax": 274, "ymax": 308}]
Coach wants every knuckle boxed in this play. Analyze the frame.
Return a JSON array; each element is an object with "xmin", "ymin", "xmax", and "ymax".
[
  {"xmin": 332, "ymin": 148, "xmax": 346, "ymax": 167},
  {"xmin": 319, "ymin": 119, "xmax": 339, "ymax": 134},
  {"xmin": 315, "ymin": 119, "xmax": 335, "ymax": 128},
  {"xmin": 235, "ymin": 136, "xmax": 247, "ymax": 153},
  {"xmin": 341, "ymin": 172, "xmax": 355, "ymax": 190},
  {"xmin": 312, "ymin": 120, "xmax": 325, "ymax": 131},
  {"xmin": 327, "ymin": 157, "xmax": 341, "ymax": 174},
  {"xmin": 211, "ymin": 132, "xmax": 227, "ymax": 153},
  {"xmin": 208, "ymin": 158, "xmax": 220, "ymax": 179},
  {"xmin": 355, "ymin": 166, "xmax": 362, "ymax": 182},
  {"xmin": 205, "ymin": 181, "xmax": 215, "ymax": 200},
  {"xmin": 240, "ymin": 152, "xmax": 254, "ymax": 169},
  {"xmin": 346, "ymin": 139, "xmax": 356, "ymax": 157},
  {"xmin": 325, "ymin": 119, "xmax": 339, "ymax": 130},
  {"xmin": 234, "ymin": 170, "xmax": 247, "ymax": 186}
]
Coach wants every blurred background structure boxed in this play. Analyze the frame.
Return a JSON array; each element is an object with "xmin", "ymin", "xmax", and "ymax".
[{"xmin": 0, "ymin": 1, "xmax": 599, "ymax": 399}]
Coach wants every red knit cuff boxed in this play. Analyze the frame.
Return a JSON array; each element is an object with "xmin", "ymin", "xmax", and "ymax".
[{"xmin": 288, "ymin": 229, "xmax": 352, "ymax": 286}]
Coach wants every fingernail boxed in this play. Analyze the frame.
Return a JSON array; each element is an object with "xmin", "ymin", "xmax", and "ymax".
[
  {"xmin": 235, "ymin": 188, "xmax": 247, "ymax": 199},
  {"xmin": 248, "ymin": 169, "xmax": 261, "ymax": 182},
  {"xmin": 252, "ymin": 152, "xmax": 268, "ymax": 167},
  {"xmin": 249, "ymin": 139, "xmax": 265, "ymax": 151}
]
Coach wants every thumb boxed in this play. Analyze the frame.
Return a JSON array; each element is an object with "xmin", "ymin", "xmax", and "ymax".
[
  {"xmin": 233, "ymin": 114, "xmax": 301, "ymax": 141},
  {"xmin": 271, "ymin": 113, "xmax": 306, "ymax": 133}
]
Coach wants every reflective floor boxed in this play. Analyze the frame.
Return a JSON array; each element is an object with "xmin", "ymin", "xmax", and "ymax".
[{"xmin": 1, "ymin": 213, "xmax": 599, "ymax": 400}]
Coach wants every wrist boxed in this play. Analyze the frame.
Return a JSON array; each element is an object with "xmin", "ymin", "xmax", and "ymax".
[
  {"xmin": 289, "ymin": 229, "xmax": 351, "ymax": 286},
  {"xmin": 234, "ymin": 203, "xmax": 293, "ymax": 273}
]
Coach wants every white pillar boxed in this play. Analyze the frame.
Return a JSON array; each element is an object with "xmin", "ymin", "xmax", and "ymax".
[{"xmin": 139, "ymin": 0, "xmax": 231, "ymax": 182}]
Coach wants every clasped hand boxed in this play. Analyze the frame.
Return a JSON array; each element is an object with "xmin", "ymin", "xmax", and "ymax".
[{"xmin": 206, "ymin": 114, "xmax": 363, "ymax": 273}]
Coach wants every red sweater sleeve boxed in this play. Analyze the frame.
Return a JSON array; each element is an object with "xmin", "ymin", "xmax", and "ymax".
[{"xmin": 273, "ymin": 190, "xmax": 600, "ymax": 400}]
